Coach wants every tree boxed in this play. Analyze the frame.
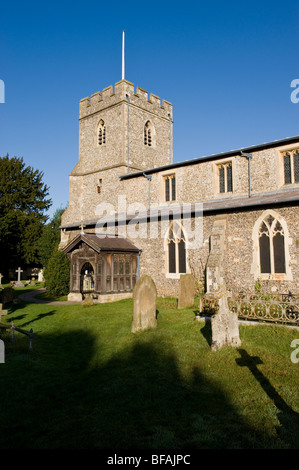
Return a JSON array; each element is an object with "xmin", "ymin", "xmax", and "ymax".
[
  {"xmin": 43, "ymin": 244, "xmax": 70, "ymax": 297},
  {"xmin": 0, "ymin": 155, "xmax": 51, "ymax": 274},
  {"xmin": 38, "ymin": 207, "xmax": 65, "ymax": 268}
]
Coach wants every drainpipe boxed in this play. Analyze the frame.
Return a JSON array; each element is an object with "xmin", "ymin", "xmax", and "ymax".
[
  {"xmin": 137, "ymin": 250, "xmax": 141, "ymax": 280},
  {"xmin": 126, "ymin": 94, "xmax": 130, "ymax": 174},
  {"xmin": 240, "ymin": 151, "xmax": 252, "ymax": 197},
  {"xmin": 143, "ymin": 173, "xmax": 152, "ymax": 210}
]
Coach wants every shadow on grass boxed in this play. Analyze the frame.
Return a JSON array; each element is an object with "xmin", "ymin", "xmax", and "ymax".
[
  {"xmin": 236, "ymin": 349, "xmax": 299, "ymax": 448},
  {"xmin": 200, "ymin": 319, "xmax": 212, "ymax": 347},
  {"xmin": 1, "ymin": 327, "xmax": 298, "ymax": 450}
]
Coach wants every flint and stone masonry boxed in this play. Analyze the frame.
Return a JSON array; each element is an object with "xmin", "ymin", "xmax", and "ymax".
[{"xmin": 60, "ymin": 79, "xmax": 299, "ymax": 301}]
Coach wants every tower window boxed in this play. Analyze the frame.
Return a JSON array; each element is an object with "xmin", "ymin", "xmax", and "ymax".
[
  {"xmin": 144, "ymin": 121, "xmax": 154, "ymax": 147},
  {"xmin": 218, "ymin": 162, "xmax": 233, "ymax": 193},
  {"xmin": 97, "ymin": 120, "xmax": 106, "ymax": 146},
  {"xmin": 283, "ymin": 150, "xmax": 299, "ymax": 184}
]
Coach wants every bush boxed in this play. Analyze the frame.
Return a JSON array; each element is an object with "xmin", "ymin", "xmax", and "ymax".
[{"xmin": 44, "ymin": 244, "xmax": 70, "ymax": 297}]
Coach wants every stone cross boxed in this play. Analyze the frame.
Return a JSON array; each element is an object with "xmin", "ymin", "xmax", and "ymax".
[
  {"xmin": 16, "ymin": 267, "xmax": 23, "ymax": 282},
  {"xmin": 79, "ymin": 221, "xmax": 86, "ymax": 234},
  {"xmin": 15, "ymin": 267, "xmax": 24, "ymax": 287}
]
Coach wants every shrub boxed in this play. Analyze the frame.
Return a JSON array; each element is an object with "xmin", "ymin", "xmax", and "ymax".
[{"xmin": 43, "ymin": 244, "xmax": 70, "ymax": 297}]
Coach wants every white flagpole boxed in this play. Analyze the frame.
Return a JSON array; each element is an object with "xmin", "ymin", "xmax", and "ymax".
[{"xmin": 122, "ymin": 30, "xmax": 125, "ymax": 80}]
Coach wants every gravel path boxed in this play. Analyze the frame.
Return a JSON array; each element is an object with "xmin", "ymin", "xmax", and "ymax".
[{"xmin": 19, "ymin": 288, "xmax": 81, "ymax": 305}]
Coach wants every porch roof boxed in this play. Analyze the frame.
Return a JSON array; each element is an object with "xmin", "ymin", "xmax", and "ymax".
[{"xmin": 61, "ymin": 233, "xmax": 140, "ymax": 255}]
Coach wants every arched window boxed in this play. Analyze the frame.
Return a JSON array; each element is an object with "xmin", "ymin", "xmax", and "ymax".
[
  {"xmin": 251, "ymin": 210, "xmax": 293, "ymax": 281},
  {"xmin": 97, "ymin": 120, "xmax": 106, "ymax": 146},
  {"xmin": 258, "ymin": 215, "xmax": 286, "ymax": 274},
  {"xmin": 167, "ymin": 222, "xmax": 186, "ymax": 274},
  {"xmin": 144, "ymin": 121, "xmax": 154, "ymax": 147}
]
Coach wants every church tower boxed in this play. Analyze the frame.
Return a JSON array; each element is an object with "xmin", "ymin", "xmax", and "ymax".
[{"xmin": 61, "ymin": 79, "xmax": 173, "ymax": 226}]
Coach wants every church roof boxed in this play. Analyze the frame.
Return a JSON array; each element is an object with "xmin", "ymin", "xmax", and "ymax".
[
  {"xmin": 119, "ymin": 134, "xmax": 299, "ymax": 180},
  {"xmin": 60, "ymin": 187, "xmax": 299, "ymax": 230},
  {"xmin": 61, "ymin": 233, "xmax": 140, "ymax": 254}
]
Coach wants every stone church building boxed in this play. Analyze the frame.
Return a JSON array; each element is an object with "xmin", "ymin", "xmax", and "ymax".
[{"xmin": 59, "ymin": 79, "xmax": 299, "ymax": 302}]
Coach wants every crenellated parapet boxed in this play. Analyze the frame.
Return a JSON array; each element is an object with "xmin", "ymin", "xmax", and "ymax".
[{"xmin": 79, "ymin": 80, "xmax": 173, "ymax": 120}]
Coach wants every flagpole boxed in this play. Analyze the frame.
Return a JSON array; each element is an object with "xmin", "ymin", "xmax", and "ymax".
[{"xmin": 122, "ymin": 30, "xmax": 125, "ymax": 80}]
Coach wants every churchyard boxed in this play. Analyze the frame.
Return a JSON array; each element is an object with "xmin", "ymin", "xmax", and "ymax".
[{"xmin": 0, "ymin": 283, "xmax": 298, "ymax": 449}]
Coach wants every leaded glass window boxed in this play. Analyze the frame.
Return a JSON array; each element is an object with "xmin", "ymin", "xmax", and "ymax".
[
  {"xmin": 283, "ymin": 150, "xmax": 299, "ymax": 185},
  {"xmin": 164, "ymin": 174, "xmax": 176, "ymax": 201},
  {"xmin": 258, "ymin": 215, "xmax": 286, "ymax": 274},
  {"xmin": 144, "ymin": 121, "xmax": 154, "ymax": 147},
  {"xmin": 98, "ymin": 120, "xmax": 106, "ymax": 146},
  {"xmin": 167, "ymin": 222, "xmax": 186, "ymax": 274},
  {"xmin": 218, "ymin": 162, "xmax": 233, "ymax": 193}
]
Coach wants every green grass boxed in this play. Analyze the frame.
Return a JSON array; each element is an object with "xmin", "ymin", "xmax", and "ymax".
[{"xmin": 0, "ymin": 296, "xmax": 298, "ymax": 449}]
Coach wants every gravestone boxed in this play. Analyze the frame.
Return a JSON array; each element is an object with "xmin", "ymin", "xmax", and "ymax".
[
  {"xmin": 15, "ymin": 267, "xmax": 24, "ymax": 288},
  {"xmin": 178, "ymin": 274, "xmax": 196, "ymax": 309},
  {"xmin": 132, "ymin": 275, "xmax": 157, "ymax": 333},
  {"xmin": 0, "ymin": 273, "xmax": 3, "ymax": 288},
  {"xmin": 0, "ymin": 303, "xmax": 8, "ymax": 322},
  {"xmin": 0, "ymin": 287, "xmax": 14, "ymax": 304},
  {"xmin": 209, "ymin": 286, "xmax": 241, "ymax": 351}
]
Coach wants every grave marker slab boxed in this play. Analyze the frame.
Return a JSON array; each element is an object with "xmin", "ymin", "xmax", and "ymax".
[
  {"xmin": 132, "ymin": 275, "xmax": 157, "ymax": 333},
  {"xmin": 178, "ymin": 274, "xmax": 196, "ymax": 309}
]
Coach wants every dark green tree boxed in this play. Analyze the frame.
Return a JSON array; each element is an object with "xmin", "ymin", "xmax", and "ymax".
[
  {"xmin": 0, "ymin": 155, "xmax": 52, "ymax": 275},
  {"xmin": 43, "ymin": 244, "xmax": 70, "ymax": 297},
  {"xmin": 38, "ymin": 207, "xmax": 65, "ymax": 268}
]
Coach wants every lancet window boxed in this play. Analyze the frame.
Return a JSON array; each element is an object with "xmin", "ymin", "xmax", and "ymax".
[{"xmin": 167, "ymin": 222, "xmax": 186, "ymax": 274}]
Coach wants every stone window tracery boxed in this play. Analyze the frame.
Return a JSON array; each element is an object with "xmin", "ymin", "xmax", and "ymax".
[
  {"xmin": 258, "ymin": 214, "xmax": 286, "ymax": 275},
  {"xmin": 164, "ymin": 174, "xmax": 176, "ymax": 202},
  {"xmin": 218, "ymin": 162, "xmax": 233, "ymax": 193},
  {"xmin": 167, "ymin": 222, "xmax": 186, "ymax": 275}
]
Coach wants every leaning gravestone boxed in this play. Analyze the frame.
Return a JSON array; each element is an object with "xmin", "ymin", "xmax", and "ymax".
[
  {"xmin": 132, "ymin": 275, "xmax": 157, "ymax": 333},
  {"xmin": 178, "ymin": 274, "xmax": 196, "ymax": 309}
]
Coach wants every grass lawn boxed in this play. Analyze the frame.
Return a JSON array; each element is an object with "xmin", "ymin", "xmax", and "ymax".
[{"xmin": 0, "ymin": 294, "xmax": 298, "ymax": 449}]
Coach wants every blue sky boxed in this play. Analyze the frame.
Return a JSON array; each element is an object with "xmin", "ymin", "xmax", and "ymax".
[{"xmin": 0, "ymin": 0, "xmax": 298, "ymax": 219}]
